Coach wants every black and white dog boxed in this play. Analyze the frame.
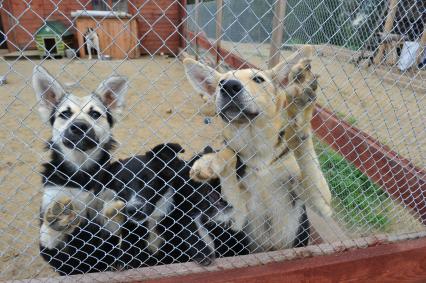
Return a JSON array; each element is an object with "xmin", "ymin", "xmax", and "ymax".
[
  {"xmin": 33, "ymin": 66, "xmax": 128, "ymax": 275},
  {"xmin": 103, "ymin": 144, "xmax": 250, "ymax": 268},
  {"xmin": 33, "ymin": 66, "xmax": 247, "ymax": 274}
]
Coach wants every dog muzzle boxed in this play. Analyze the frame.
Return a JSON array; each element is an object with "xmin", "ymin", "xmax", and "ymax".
[
  {"xmin": 217, "ymin": 79, "xmax": 259, "ymax": 123},
  {"xmin": 62, "ymin": 121, "xmax": 98, "ymax": 151}
]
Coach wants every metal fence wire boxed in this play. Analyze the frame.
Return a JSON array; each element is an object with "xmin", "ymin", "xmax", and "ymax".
[{"xmin": 0, "ymin": 0, "xmax": 425, "ymax": 280}]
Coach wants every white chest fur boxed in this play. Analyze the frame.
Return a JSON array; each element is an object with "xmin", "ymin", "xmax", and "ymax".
[
  {"xmin": 240, "ymin": 153, "xmax": 304, "ymax": 252},
  {"xmin": 227, "ymin": 126, "xmax": 276, "ymax": 168}
]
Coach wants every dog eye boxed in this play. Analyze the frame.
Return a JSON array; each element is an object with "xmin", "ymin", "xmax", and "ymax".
[
  {"xmin": 59, "ymin": 110, "xmax": 73, "ymax": 119},
  {"xmin": 89, "ymin": 110, "xmax": 102, "ymax": 119},
  {"xmin": 252, "ymin": 76, "xmax": 265, "ymax": 83}
]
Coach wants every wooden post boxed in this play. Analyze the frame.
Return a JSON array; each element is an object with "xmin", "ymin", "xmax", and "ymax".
[
  {"xmin": 416, "ymin": 26, "xmax": 426, "ymax": 64},
  {"xmin": 215, "ymin": 0, "xmax": 223, "ymax": 68},
  {"xmin": 194, "ymin": 0, "xmax": 200, "ymax": 60},
  {"xmin": 268, "ymin": 0, "xmax": 287, "ymax": 69},
  {"xmin": 373, "ymin": 0, "xmax": 398, "ymax": 65},
  {"xmin": 179, "ymin": 0, "xmax": 188, "ymax": 51}
]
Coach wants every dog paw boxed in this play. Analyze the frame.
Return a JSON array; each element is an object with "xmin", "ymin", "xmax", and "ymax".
[
  {"xmin": 289, "ymin": 59, "xmax": 312, "ymax": 83},
  {"xmin": 103, "ymin": 200, "xmax": 126, "ymax": 225},
  {"xmin": 193, "ymin": 249, "xmax": 215, "ymax": 266},
  {"xmin": 190, "ymin": 154, "xmax": 221, "ymax": 182},
  {"xmin": 101, "ymin": 200, "xmax": 126, "ymax": 235},
  {"xmin": 218, "ymin": 210, "xmax": 246, "ymax": 232},
  {"xmin": 230, "ymin": 218, "xmax": 247, "ymax": 232},
  {"xmin": 44, "ymin": 198, "xmax": 79, "ymax": 232},
  {"xmin": 286, "ymin": 81, "xmax": 318, "ymax": 109},
  {"xmin": 232, "ymin": 214, "xmax": 247, "ymax": 231},
  {"xmin": 194, "ymin": 255, "xmax": 214, "ymax": 266}
]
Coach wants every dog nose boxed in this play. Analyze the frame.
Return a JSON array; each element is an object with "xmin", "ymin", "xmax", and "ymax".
[
  {"xmin": 69, "ymin": 121, "xmax": 89, "ymax": 135},
  {"xmin": 220, "ymin": 79, "xmax": 243, "ymax": 98}
]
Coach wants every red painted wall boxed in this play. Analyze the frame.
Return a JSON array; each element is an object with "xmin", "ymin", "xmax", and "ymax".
[
  {"xmin": 129, "ymin": 0, "xmax": 183, "ymax": 55},
  {"xmin": 0, "ymin": 0, "xmax": 183, "ymax": 55}
]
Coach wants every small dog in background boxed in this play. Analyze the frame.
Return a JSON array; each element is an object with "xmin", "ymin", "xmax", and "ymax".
[{"xmin": 84, "ymin": 27, "xmax": 101, "ymax": 60}]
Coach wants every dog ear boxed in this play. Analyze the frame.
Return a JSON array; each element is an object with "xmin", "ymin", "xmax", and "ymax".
[
  {"xmin": 150, "ymin": 143, "xmax": 185, "ymax": 161},
  {"xmin": 32, "ymin": 66, "xmax": 66, "ymax": 123},
  {"xmin": 268, "ymin": 45, "xmax": 314, "ymax": 87},
  {"xmin": 95, "ymin": 76, "xmax": 128, "ymax": 116},
  {"xmin": 148, "ymin": 143, "xmax": 186, "ymax": 179},
  {"xmin": 183, "ymin": 58, "xmax": 221, "ymax": 96}
]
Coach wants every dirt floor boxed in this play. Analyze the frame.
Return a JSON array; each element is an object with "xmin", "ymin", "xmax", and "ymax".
[
  {"xmin": 221, "ymin": 41, "xmax": 426, "ymax": 168},
  {"xmin": 0, "ymin": 55, "xmax": 424, "ymax": 280}
]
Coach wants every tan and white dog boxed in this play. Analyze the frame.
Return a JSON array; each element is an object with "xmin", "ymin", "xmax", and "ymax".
[{"xmin": 183, "ymin": 47, "xmax": 332, "ymax": 252}]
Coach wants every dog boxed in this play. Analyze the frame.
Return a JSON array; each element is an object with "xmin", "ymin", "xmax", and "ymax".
[
  {"xmin": 34, "ymin": 67, "xmax": 246, "ymax": 272},
  {"xmin": 84, "ymin": 28, "xmax": 101, "ymax": 60},
  {"xmin": 102, "ymin": 143, "xmax": 250, "ymax": 268},
  {"xmin": 183, "ymin": 46, "xmax": 332, "ymax": 252},
  {"xmin": 33, "ymin": 66, "xmax": 128, "ymax": 274}
]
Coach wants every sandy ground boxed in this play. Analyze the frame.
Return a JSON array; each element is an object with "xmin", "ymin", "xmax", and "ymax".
[
  {"xmin": 0, "ymin": 55, "xmax": 424, "ymax": 280},
  {"xmin": 221, "ymin": 41, "xmax": 426, "ymax": 168}
]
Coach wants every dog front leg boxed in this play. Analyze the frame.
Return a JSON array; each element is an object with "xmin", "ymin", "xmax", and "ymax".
[
  {"xmin": 87, "ymin": 45, "xmax": 92, "ymax": 60},
  {"xmin": 285, "ymin": 67, "xmax": 332, "ymax": 217},
  {"xmin": 179, "ymin": 214, "xmax": 215, "ymax": 266},
  {"xmin": 99, "ymin": 200, "xmax": 126, "ymax": 236},
  {"xmin": 94, "ymin": 37, "xmax": 101, "ymax": 60},
  {"xmin": 96, "ymin": 46, "xmax": 101, "ymax": 60},
  {"xmin": 191, "ymin": 148, "xmax": 250, "ymax": 231},
  {"xmin": 92, "ymin": 187, "xmax": 126, "ymax": 236},
  {"xmin": 40, "ymin": 197, "xmax": 118, "ymax": 275}
]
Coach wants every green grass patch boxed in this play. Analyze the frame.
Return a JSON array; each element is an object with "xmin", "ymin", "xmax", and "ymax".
[
  {"xmin": 315, "ymin": 140, "xmax": 391, "ymax": 231},
  {"xmin": 346, "ymin": 116, "xmax": 358, "ymax": 126},
  {"xmin": 336, "ymin": 111, "xmax": 357, "ymax": 126}
]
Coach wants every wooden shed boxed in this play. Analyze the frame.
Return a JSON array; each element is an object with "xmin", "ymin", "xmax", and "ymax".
[
  {"xmin": 35, "ymin": 21, "xmax": 74, "ymax": 58},
  {"xmin": 73, "ymin": 11, "xmax": 139, "ymax": 59},
  {"xmin": 0, "ymin": 0, "xmax": 186, "ymax": 56}
]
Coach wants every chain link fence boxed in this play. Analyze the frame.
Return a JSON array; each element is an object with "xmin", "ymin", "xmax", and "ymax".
[{"xmin": 0, "ymin": 0, "xmax": 425, "ymax": 280}]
